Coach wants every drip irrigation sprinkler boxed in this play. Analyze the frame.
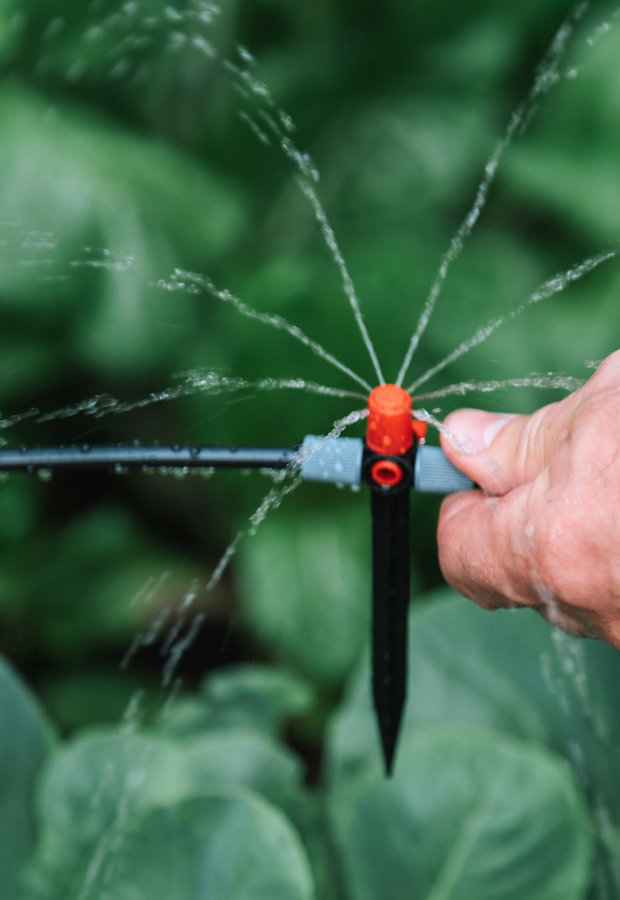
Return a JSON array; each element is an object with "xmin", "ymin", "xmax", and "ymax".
[{"xmin": 0, "ymin": 384, "xmax": 473, "ymax": 774}]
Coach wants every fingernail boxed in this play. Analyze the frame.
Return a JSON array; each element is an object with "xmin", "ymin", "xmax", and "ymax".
[
  {"xmin": 445, "ymin": 410, "xmax": 516, "ymax": 453},
  {"xmin": 482, "ymin": 416, "xmax": 513, "ymax": 448}
]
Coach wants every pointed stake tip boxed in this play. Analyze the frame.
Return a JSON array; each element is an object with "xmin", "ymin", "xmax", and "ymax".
[{"xmin": 381, "ymin": 738, "xmax": 397, "ymax": 777}]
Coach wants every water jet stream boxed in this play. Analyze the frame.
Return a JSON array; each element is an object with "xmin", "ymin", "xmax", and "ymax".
[{"xmin": 396, "ymin": 1, "xmax": 592, "ymax": 388}]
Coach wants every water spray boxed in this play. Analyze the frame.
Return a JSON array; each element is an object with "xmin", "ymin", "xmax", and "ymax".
[{"xmin": 0, "ymin": 384, "xmax": 472, "ymax": 774}]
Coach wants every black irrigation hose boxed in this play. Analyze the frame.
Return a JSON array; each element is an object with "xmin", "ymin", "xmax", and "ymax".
[{"xmin": 0, "ymin": 444, "xmax": 299, "ymax": 472}]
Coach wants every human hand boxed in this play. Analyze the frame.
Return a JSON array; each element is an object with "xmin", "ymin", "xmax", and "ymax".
[{"xmin": 437, "ymin": 350, "xmax": 620, "ymax": 646}]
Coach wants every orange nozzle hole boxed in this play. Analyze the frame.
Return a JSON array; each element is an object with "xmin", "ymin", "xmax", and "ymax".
[
  {"xmin": 366, "ymin": 384, "xmax": 413, "ymax": 455},
  {"xmin": 371, "ymin": 459, "xmax": 403, "ymax": 488}
]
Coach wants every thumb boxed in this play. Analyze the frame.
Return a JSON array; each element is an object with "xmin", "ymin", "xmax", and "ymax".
[{"xmin": 439, "ymin": 403, "xmax": 567, "ymax": 495}]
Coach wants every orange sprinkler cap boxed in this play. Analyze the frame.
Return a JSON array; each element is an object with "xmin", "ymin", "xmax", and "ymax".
[
  {"xmin": 366, "ymin": 384, "xmax": 413, "ymax": 455},
  {"xmin": 412, "ymin": 419, "xmax": 428, "ymax": 441}
]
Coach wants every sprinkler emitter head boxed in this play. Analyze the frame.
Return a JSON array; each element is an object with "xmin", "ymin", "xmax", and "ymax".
[
  {"xmin": 305, "ymin": 384, "xmax": 473, "ymax": 775},
  {"xmin": 367, "ymin": 384, "xmax": 416, "ymax": 456},
  {"xmin": 364, "ymin": 385, "xmax": 422, "ymax": 775}
]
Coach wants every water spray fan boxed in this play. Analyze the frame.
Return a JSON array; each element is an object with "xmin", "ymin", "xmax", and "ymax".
[
  {"xmin": 0, "ymin": 0, "xmax": 605, "ymax": 774},
  {"xmin": 0, "ymin": 382, "xmax": 473, "ymax": 775}
]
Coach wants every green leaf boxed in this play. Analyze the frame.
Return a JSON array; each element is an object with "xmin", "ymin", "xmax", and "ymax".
[
  {"xmin": 160, "ymin": 693, "xmax": 345, "ymax": 900},
  {"xmin": 159, "ymin": 664, "xmax": 315, "ymax": 738},
  {"xmin": 179, "ymin": 727, "xmax": 345, "ymax": 899},
  {"xmin": 0, "ymin": 478, "xmax": 39, "ymax": 543},
  {"xmin": 0, "ymin": 336, "xmax": 58, "ymax": 403},
  {"xmin": 39, "ymin": 669, "xmax": 159, "ymax": 732},
  {"xmin": 309, "ymin": 96, "xmax": 497, "ymax": 233},
  {"xmin": 157, "ymin": 669, "xmax": 345, "ymax": 900},
  {"xmin": 179, "ymin": 729, "xmax": 305, "ymax": 813},
  {"xmin": 0, "ymin": 82, "xmax": 244, "ymax": 372},
  {"xmin": 330, "ymin": 591, "xmax": 620, "ymax": 819},
  {"xmin": 0, "ymin": 504, "xmax": 203, "ymax": 661},
  {"xmin": 239, "ymin": 512, "xmax": 371, "ymax": 687},
  {"xmin": 85, "ymin": 790, "xmax": 315, "ymax": 900},
  {"xmin": 20, "ymin": 731, "xmax": 176, "ymax": 900},
  {"xmin": 0, "ymin": 0, "xmax": 23, "ymax": 66},
  {"xmin": 21, "ymin": 725, "xmax": 308, "ymax": 900},
  {"xmin": 0, "ymin": 654, "xmax": 53, "ymax": 900},
  {"xmin": 330, "ymin": 725, "xmax": 593, "ymax": 900}
]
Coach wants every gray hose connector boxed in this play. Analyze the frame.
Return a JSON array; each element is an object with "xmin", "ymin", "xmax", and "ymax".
[
  {"xmin": 300, "ymin": 436, "xmax": 364, "ymax": 486},
  {"xmin": 414, "ymin": 444, "xmax": 474, "ymax": 494},
  {"xmin": 300, "ymin": 436, "xmax": 474, "ymax": 493}
]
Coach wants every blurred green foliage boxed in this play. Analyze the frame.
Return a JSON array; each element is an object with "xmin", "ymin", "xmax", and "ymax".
[
  {"xmin": 0, "ymin": 0, "xmax": 619, "ymax": 895},
  {"xmin": 7, "ymin": 592, "xmax": 620, "ymax": 898},
  {"xmin": 239, "ymin": 510, "xmax": 371, "ymax": 688},
  {"xmin": 0, "ymin": 0, "xmax": 617, "ymax": 691}
]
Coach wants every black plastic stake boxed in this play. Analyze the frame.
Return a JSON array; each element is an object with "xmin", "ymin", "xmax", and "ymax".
[{"xmin": 371, "ymin": 485, "xmax": 410, "ymax": 776}]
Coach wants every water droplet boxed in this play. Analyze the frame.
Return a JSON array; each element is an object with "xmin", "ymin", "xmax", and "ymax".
[
  {"xmin": 37, "ymin": 468, "xmax": 53, "ymax": 482},
  {"xmin": 200, "ymin": 467, "xmax": 215, "ymax": 479},
  {"xmin": 173, "ymin": 467, "xmax": 189, "ymax": 480},
  {"xmin": 236, "ymin": 44, "xmax": 254, "ymax": 64}
]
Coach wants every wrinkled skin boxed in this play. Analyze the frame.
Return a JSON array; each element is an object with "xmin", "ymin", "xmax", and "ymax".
[{"xmin": 438, "ymin": 349, "xmax": 620, "ymax": 646}]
